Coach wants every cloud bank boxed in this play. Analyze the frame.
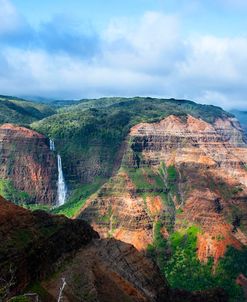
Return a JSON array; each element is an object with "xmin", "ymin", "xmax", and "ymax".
[{"xmin": 0, "ymin": 0, "xmax": 246, "ymax": 109}]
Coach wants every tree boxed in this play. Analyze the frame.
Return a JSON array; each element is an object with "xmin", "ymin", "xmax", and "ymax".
[{"xmin": 0, "ymin": 265, "xmax": 16, "ymax": 301}]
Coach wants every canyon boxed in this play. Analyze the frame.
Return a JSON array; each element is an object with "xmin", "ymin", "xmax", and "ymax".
[
  {"xmin": 0, "ymin": 96, "xmax": 247, "ymax": 301},
  {"xmin": 78, "ymin": 114, "xmax": 247, "ymax": 263},
  {"xmin": 0, "ymin": 195, "xmax": 228, "ymax": 302}
]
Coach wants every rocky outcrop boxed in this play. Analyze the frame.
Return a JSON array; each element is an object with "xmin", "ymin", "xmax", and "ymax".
[
  {"xmin": 77, "ymin": 171, "xmax": 154, "ymax": 250},
  {"xmin": 0, "ymin": 196, "xmax": 227, "ymax": 302},
  {"xmin": 43, "ymin": 238, "xmax": 229, "ymax": 302},
  {"xmin": 78, "ymin": 115, "xmax": 247, "ymax": 262},
  {"xmin": 0, "ymin": 195, "xmax": 98, "ymax": 299},
  {"xmin": 0, "ymin": 124, "xmax": 57, "ymax": 204},
  {"xmin": 43, "ymin": 239, "xmax": 169, "ymax": 302}
]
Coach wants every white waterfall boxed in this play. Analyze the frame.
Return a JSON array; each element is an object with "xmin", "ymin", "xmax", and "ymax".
[
  {"xmin": 49, "ymin": 139, "xmax": 67, "ymax": 206},
  {"xmin": 57, "ymin": 154, "xmax": 67, "ymax": 206},
  {"xmin": 49, "ymin": 139, "xmax": 55, "ymax": 151}
]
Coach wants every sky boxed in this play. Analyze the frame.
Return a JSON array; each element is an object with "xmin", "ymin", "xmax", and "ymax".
[{"xmin": 0, "ymin": 0, "xmax": 247, "ymax": 109}]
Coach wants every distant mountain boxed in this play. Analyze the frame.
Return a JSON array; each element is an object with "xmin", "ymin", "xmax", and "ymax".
[
  {"xmin": 0, "ymin": 95, "xmax": 56, "ymax": 125},
  {"xmin": 20, "ymin": 95, "xmax": 56, "ymax": 104},
  {"xmin": 231, "ymin": 110, "xmax": 247, "ymax": 134},
  {"xmin": 21, "ymin": 95, "xmax": 81, "ymax": 107}
]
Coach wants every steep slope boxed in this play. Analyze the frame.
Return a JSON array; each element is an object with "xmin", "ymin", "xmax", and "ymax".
[
  {"xmin": 0, "ymin": 124, "xmax": 57, "ymax": 204},
  {"xmin": 231, "ymin": 110, "xmax": 247, "ymax": 135},
  {"xmin": 32, "ymin": 97, "xmax": 232, "ymax": 195},
  {"xmin": 43, "ymin": 239, "xmax": 169, "ymax": 302},
  {"xmin": 0, "ymin": 195, "xmax": 169, "ymax": 302},
  {"xmin": 1, "ymin": 96, "xmax": 245, "ymax": 299},
  {"xmin": 0, "ymin": 195, "xmax": 228, "ymax": 302},
  {"xmin": 0, "ymin": 195, "xmax": 98, "ymax": 300},
  {"xmin": 78, "ymin": 114, "xmax": 247, "ymax": 254},
  {"xmin": 77, "ymin": 114, "xmax": 247, "ymax": 300},
  {"xmin": 0, "ymin": 95, "xmax": 55, "ymax": 125}
]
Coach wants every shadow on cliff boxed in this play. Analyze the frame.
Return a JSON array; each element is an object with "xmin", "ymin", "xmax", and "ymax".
[{"xmin": 0, "ymin": 196, "xmax": 228, "ymax": 302}]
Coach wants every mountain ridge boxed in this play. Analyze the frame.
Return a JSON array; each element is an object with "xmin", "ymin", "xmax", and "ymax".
[{"xmin": 0, "ymin": 96, "xmax": 246, "ymax": 301}]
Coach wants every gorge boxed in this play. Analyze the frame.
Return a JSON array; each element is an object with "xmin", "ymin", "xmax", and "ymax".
[{"xmin": 0, "ymin": 96, "xmax": 246, "ymax": 301}]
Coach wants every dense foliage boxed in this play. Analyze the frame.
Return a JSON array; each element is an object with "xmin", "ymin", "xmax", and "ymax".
[
  {"xmin": 0, "ymin": 95, "xmax": 55, "ymax": 125},
  {"xmin": 0, "ymin": 179, "xmax": 31, "ymax": 204},
  {"xmin": 2, "ymin": 96, "xmax": 244, "ymax": 300},
  {"xmin": 52, "ymin": 177, "xmax": 106, "ymax": 217},
  {"xmin": 32, "ymin": 97, "xmax": 232, "ymax": 190},
  {"xmin": 148, "ymin": 224, "xmax": 246, "ymax": 302}
]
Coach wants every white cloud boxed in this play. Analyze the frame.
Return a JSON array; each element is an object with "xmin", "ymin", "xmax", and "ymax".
[
  {"xmin": 0, "ymin": 3, "xmax": 247, "ymax": 109},
  {"xmin": 0, "ymin": 0, "xmax": 22, "ymax": 34},
  {"xmin": 102, "ymin": 12, "xmax": 182, "ymax": 73}
]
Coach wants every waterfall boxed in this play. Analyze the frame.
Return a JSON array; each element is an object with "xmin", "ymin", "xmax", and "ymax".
[
  {"xmin": 49, "ymin": 139, "xmax": 67, "ymax": 206},
  {"xmin": 57, "ymin": 154, "xmax": 67, "ymax": 206},
  {"xmin": 49, "ymin": 139, "xmax": 55, "ymax": 151}
]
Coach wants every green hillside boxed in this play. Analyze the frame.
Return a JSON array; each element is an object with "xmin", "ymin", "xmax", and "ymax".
[
  {"xmin": 0, "ymin": 95, "xmax": 56, "ymax": 125},
  {"xmin": 32, "ymin": 97, "xmax": 232, "ymax": 190}
]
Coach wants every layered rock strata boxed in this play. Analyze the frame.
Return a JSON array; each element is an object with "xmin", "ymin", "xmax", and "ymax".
[
  {"xmin": 43, "ymin": 239, "xmax": 169, "ymax": 302},
  {"xmin": 0, "ymin": 196, "xmax": 171, "ymax": 302},
  {"xmin": 78, "ymin": 115, "xmax": 247, "ymax": 262},
  {"xmin": 0, "ymin": 195, "xmax": 98, "ymax": 298},
  {"xmin": 0, "ymin": 124, "xmax": 57, "ymax": 204}
]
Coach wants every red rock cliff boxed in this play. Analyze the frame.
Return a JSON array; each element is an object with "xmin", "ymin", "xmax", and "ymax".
[
  {"xmin": 0, "ymin": 123, "xmax": 57, "ymax": 204},
  {"xmin": 78, "ymin": 115, "xmax": 247, "ymax": 263}
]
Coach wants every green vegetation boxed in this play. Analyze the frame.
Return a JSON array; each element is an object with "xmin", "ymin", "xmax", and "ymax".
[
  {"xmin": 215, "ymin": 246, "xmax": 247, "ymax": 301},
  {"xmin": 26, "ymin": 282, "xmax": 52, "ymax": 301},
  {"xmin": 127, "ymin": 166, "xmax": 164, "ymax": 192},
  {"xmin": 147, "ymin": 221, "xmax": 169, "ymax": 270},
  {"xmin": 1, "ymin": 96, "xmax": 242, "ymax": 300},
  {"xmin": 57, "ymin": 97, "xmax": 232, "ymax": 125},
  {"xmin": 0, "ymin": 179, "xmax": 31, "ymax": 204},
  {"xmin": 0, "ymin": 95, "xmax": 55, "ymax": 125},
  {"xmin": 167, "ymin": 165, "xmax": 178, "ymax": 182},
  {"xmin": 176, "ymin": 208, "xmax": 183, "ymax": 214},
  {"xmin": 32, "ymin": 97, "xmax": 232, "ymax": 190},
  {"xmin": 52, "ymin": 177, "xmax": 105, "ymax": 217},
  {"xmin": 125, "ymin": 163, "xmax": 178, "ymax": 231},
  {"xmin": 23, "ymin": 203, "xmax": 52, "ymax": 212},
  {"xmin": 164, "ymin": 226, "xmax": 217, "ymax": 291},
  {"xmin": 148, "ymin": 224, "xmax": 246, "ymax": 301}
]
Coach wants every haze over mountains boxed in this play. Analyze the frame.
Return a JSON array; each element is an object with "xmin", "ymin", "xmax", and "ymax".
[{"xmin": 0, "ymin": 95, "xmax": 247, "ymax": 301}]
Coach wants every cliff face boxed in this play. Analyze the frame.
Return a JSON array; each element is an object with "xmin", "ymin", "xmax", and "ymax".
[
  {"xmin": 0, "ymin": 195, "xmax": 99, "ymax": 299},
  {"xmin": 78, "ymin": 115, "xmax": 247, "ymax": 262},
  {"xmin": 43, "ymin": 239, "xmax": 169, "ymax": 302},
  {"xmin": 0, "ymin": 196, "xmax": 227, "ymax": 302},
  {"xmin": 0, "ymin": 196, "xmax": 172, "ymax": 302},
  {"xmin": 0, "ymin": 124, "xmax": 57, "ymax": 204}
]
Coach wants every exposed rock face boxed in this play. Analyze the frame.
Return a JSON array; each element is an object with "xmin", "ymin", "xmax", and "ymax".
[
  {"xmin": 43, "ymin": 239, "xmax": 169, "ymax": 302},
  {"xmin": 0, "ymin": 196, "xmax": 173, "ymax": 302},
  {"xmin": 0, "ymin": 195, "xmax": 99, "ymax": 299},
  {"xmin": 43, "ymin": 239, "xmax": 228, "ymax": 302},
  {"xmin": 0, "ymin": 196, "xmax": 227, "ymax": 302},
  {"xmin": 78, "ymin": 115, "xmax": 247, "ymax": 262},
  {"xmin": 77, "ymin": 171, "xmax": 154, "ymax": 250},
  {"xmin": 0, "ymin": 124, "xmax": 57, "ymax": 204}
]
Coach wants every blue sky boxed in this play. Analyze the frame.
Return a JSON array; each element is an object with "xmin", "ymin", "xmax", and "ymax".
[{"xmin": 0, "ymin": 0, "xmax": 247, "ymax": 109}]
